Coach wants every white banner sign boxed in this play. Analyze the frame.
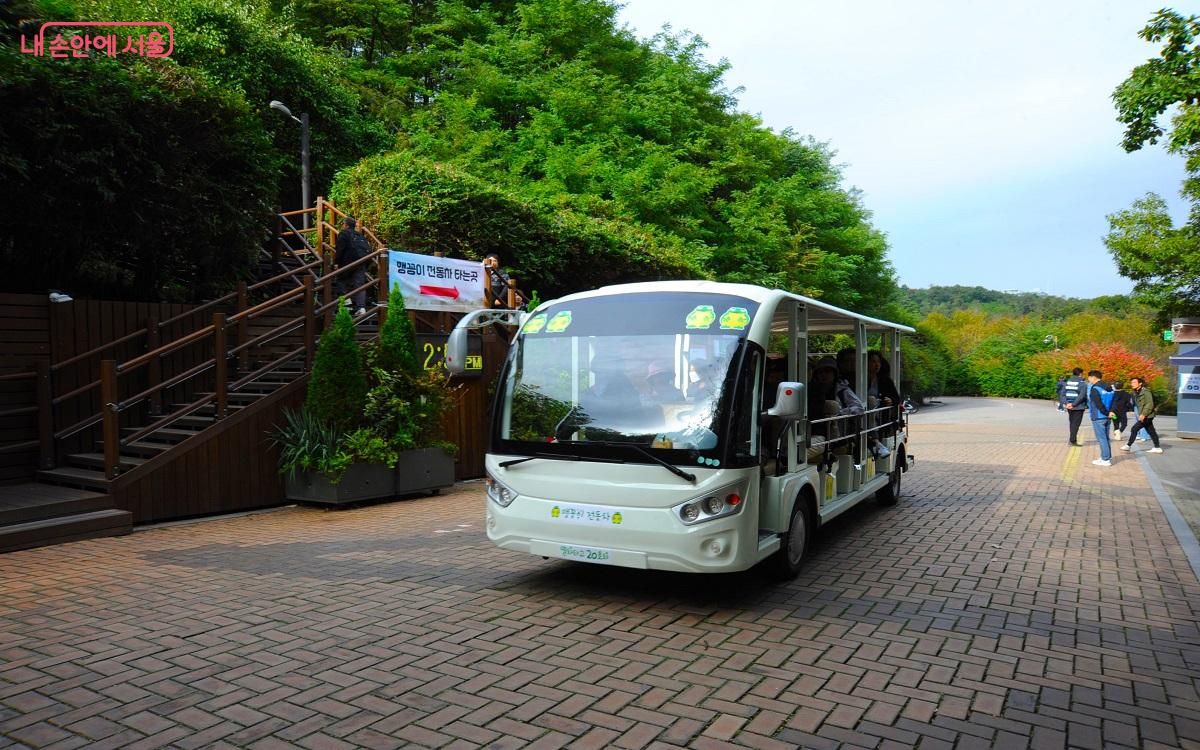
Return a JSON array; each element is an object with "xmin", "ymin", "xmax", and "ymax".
[{"xmin": 388, "ymin": 250, "xmax": 485, "ymax": 313}]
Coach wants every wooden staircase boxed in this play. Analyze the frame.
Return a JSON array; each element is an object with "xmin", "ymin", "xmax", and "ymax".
[{"xmin": 0, "ymin": 200, "xmax": 388, "ymax": 552}]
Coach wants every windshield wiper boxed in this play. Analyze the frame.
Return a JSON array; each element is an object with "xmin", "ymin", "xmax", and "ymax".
[
  {"xmin": 561, "ymin": 440, "xmax": 697, "ymax": 483},
  {"xmin": 499, "ymin": 452, "xmax": 626, "ymax": 469}
]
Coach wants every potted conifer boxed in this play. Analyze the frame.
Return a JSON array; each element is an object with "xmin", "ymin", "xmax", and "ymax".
[{"xmin": 272, "ymin": 291, "xmax": 456, "ymax": 506}]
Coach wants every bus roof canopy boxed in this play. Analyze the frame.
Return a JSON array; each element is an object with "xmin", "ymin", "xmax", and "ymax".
[{"xmin": 557, "ymin": 280, "xmax": 915, "ymax": 335}]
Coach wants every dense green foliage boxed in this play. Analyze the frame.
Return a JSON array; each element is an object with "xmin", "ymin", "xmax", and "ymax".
[
  {"xmin": 305, "ymin": 305, "xmax": 368, "ymax": 430},
  {"xmin": 0, "ymin": 0, "xmax": 387, "ymax": 300},
  {"xmin": 900, "ymin": 285, "xmax": 1092, "ymax": 319},
  {"xmin": 1108, "ymin": 10, "xmax": 1200, "ymax": 326},
  {"xmin": 2, "ymin": 0, "xmax": 899, "ymax": 312},
  {"xmin": 323, "ymin": 0, "xmax": 896, "ymax": 312}
]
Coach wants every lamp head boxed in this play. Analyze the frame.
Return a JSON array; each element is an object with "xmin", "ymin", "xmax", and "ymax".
[{"xmin": 269, "ymin": 100, "xmax": 300, "ymax": 122}]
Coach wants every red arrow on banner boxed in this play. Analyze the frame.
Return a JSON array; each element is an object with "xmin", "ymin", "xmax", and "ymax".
[{"xmin": 419, "ymin": 285, "xmax": 460, "ymax": 299}]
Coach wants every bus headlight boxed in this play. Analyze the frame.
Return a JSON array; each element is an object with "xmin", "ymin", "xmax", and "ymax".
[
  {"xmin": 485, "ymin": 475, "xmax": 518, "ymax": 507},
  {"xmin": 674, "ymin": 483, "xmax": 746, "ymax": 526}
]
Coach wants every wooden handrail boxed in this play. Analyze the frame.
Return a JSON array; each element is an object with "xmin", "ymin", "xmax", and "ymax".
[
  {"xmin": 0, "ymin": 440, "xmax": 38, "ymax": 455},
  {"xmin": 119, "ymin": 358, "xmax": 215, "ymax": 412},
  {"xmin": 247, "ymin": 256, "xmax": 322, "ymax": 293},
  {"xmin": 50, "ymin": 327, "xmax": 148, "ymax": 373},
  {"xmin": 51, "ymin": 378, "xmax": 98, "ymax": 406},
  {"xmin": 0, "ymin": 405, "xmax": 37, "ymax": 418},
  {"xmin": 156, "ymin": 291, "xmax": 237, "ymax": 331},
  {"xmin": 226, "ymin": 284, "xmax": 306, "ymax": 325},
  {"xmin": 54, "ymin": 412, "xmax": 102, "ymax": 442},
  {"xmin": 119, "ymin": 323, "xmax": 214, "ymax": 374},
  {"xmin": 0, "ymin": 370, "xmax": 36, "ymax": 382}
]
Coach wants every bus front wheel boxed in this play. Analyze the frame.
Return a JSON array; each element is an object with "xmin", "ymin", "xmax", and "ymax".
[{"xmin": 768, "ymin": 499, "xmax": 811, "ymax": 579}]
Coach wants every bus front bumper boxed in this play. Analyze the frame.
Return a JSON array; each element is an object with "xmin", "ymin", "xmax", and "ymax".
[{"xmin": 486, "ymin": 494, "xmax": 761, "ymax": 574}]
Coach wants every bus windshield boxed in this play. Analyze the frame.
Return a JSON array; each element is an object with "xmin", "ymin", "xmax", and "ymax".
[{"xmin": 497, "ymin": 293, "xmax": 759, "ymax": 462}]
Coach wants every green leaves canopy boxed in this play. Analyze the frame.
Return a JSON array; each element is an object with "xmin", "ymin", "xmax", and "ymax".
[{"xmin": 1109, "ymin": 10, "xmax": 1200, "ymax": 325}]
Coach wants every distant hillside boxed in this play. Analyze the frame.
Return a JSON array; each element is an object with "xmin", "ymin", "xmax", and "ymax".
[{"xmin": 899, "ymin": 285, "xmax": 1137, "ymax": 319}]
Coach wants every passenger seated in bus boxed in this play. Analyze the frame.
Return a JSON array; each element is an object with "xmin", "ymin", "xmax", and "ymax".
[
  {"xmin": 868, "ymin": 350, "xmax": 901, "ymax": 433},
  {"xmin": 837, "ymin": 348, "xmax": 857, "ymax": 388},
  {"xmin": 645, "ymin": 361, "xmax": 685, "ymax": 401},
  {"xmin": 809, "ymin": 357, "xmax": 863, "ymax": 438}
]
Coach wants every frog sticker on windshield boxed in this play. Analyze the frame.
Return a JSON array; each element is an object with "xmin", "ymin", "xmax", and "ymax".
[
  {"xmin": 522, "ymin": 313, "xmax": 548, "ymax": 334},
  {"xmin": 719, "ymin": 306, "xmax": 750, "ymax": 330},
  {"xmin": 546, "ymin": 311, "xmax": 573, "ymax": 333},
  {"xmin": 611, "ymin": 512, "xmax": 622, "ymax": 525},
  {"xmin": 685, "ymin": 305, "xmax": 716, "ymax": 330}
]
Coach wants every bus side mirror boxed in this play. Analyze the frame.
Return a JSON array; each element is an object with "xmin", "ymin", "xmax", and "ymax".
[
  {"xmin": 445, "ymin": 326, "xmax": 469, "ymax": 375},
  {"xmin": 765, "ymin": 382, "xmax": 804, "ymax": 420}
]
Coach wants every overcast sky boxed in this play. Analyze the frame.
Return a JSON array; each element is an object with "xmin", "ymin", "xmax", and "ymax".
[{"xmin": 617, "ymin": 0, "xmax": 1192, "ymax": 299}]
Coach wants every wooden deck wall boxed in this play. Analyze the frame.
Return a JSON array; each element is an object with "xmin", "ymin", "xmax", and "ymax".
[
  {"xmin": 110, "ymin": 378, "xmax": 306, "ymax": 523},
  {"xmin": 0, "ymin": 294, "xmax": 50, "ymax": 482},
  {"xmin": 0, "ymin": 294, "xmax": 204, "ymax": 481}
]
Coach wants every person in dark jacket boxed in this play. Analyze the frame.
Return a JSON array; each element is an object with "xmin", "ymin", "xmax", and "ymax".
[
  {"xmin": 1055, "ymin": 377, "xmax": 1066, "ymax": 411},
  {"xmin": 1085, "ymin": 370, "xmax": 1115, "ymax": 465},
  {"xmin": 334, "ymin": 217, "xmax": 367, "ymax": 314},
  {"xmin": 1109, "ymin": 381, "xmax": 1132, "ymax": 439},
  {"xmin": 1062, "ymin": 367, "xmax": 1087, "ymax": 445},
  {"xmin": 1120, "ymin": 377, "xmax": 1163, "ymax": 453}
]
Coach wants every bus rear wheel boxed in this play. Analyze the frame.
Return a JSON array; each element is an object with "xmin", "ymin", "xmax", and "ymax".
[{"xmin": 768, "ymin": 500, "xmax": 811, "ymax": 579}]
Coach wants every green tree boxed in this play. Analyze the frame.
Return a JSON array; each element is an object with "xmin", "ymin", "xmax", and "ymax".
[
  {"xmin": 1104, "ymin": 194, "xmax": 1200, "ymax": 328},
  {"xmin": 377, "ymin": 284, "xmax": 421, "ymax": 376},
  {"xmin": 1108, "ymin": 10, "xmax": 1200, "ymax": 326},
  {"xmin": 306, "ymin": 306, "xmax": 367, "ymax": 431}
]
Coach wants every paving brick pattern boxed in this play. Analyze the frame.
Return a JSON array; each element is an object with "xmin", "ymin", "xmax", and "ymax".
[{"xmin": 2, "ymin": 399, "xmax": 1199, "ymax": 749}]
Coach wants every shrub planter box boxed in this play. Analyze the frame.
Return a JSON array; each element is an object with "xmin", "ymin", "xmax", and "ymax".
[
  {"xmin": 285, "ymin": 462, "xmax": 395, "ymax": 506},
  {"xmin": 395, "ymin": 447, "xmax": 455, "ymax": 495}
]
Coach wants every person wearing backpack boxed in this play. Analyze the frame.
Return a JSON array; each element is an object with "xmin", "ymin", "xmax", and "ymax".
[
  {"xmin": 1109, "ymin": 381, "xmax": 1133, "ymax": 440},
  {"xmin": 1120, "ymin": 376, "xmax": 1163, "ymax": 454},
  {"xmin": 335, "ymin": 216, "xmax": 370, "ymax": 315},
  {"xmin": 1062, "ymin": 367, "xmax": 1087, "ymax": 446},
  {"xmin": 1085, "ymin": 370, "xmax": 1115, "ymax": 466}
]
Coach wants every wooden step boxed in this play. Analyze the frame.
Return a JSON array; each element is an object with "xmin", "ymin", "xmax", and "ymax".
[
  {"xmin": 176, "ymin": 403, "xmax": 246, "ymax": 417},
  {"xmin": 67, "ymin": 452, "xmax": 147, "ymax": 472},
  {"xmin": 37, "ymin": 467, "xmax": 111, "ymax": 492},
  {"xmin": 171, "ymin": 415, "xmax": 217, "ymax": 430},
  {"xmin": 104, "ymin": 440, "xmax": 170, "ymax": 458},
  {"xmin": 0, "ymin": 509, "xmax": 132, "ymax": 554},
  {"xmin": 120, "ymin": 427, "xmax": 197, "ymax": 445},
  {"xmin": 197, "ymin": 391, "xmax": 264, "ymax": 405},
  {"xmin": 0, "ymin": 483, "xmax": 113, "ymax": 526}
]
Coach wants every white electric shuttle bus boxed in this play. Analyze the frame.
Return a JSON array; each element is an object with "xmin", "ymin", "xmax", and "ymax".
[{"xmin": 446, "ymin": 281, "xmax": 915, "ymax": 577}]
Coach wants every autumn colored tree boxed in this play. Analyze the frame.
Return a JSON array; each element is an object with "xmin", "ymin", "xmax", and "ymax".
[{"xmin": 1029, "ymin": 343, "xmax": 1165, "ymax": 389}]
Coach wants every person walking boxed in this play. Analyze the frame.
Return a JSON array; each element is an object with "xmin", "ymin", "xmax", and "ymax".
[
  {"xmin": 1119, "ymin": 377, "xmax": 1163, "ymax": 454},
  {"xmin": 1086, "ymin": 370, "xmax": 1115, "ymax": 466},
  {"xmin": 1062, "ymin": 367, "xmax": 1087, "ymax": 446},
  {"xmin": 1109, "ymin": 381, "xmax": 1132, "ymax": 440},
  {"xmin": 1055, "ymin": 376, "xmax": 1066, "ymax": 411},
  {"xmin": 334, "ymin": 217, "xmax": 369, "ymax": 315}
]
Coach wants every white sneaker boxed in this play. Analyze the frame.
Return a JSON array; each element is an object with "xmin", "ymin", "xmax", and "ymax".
[
  {"xmin": 355, "ymin": 307, "xmax": 366, "ymax": 316},
  {"xmin": 1119, "ymin": 445, "xmax": 1131, "ymax": 452},
  {"xmin": 1091, "ymin": 459, "xmax": 1111, "ymax": 466},
  {"xmin": 875, "ymin": 443, "xmax": 891, "ymax": 458},
  {"xmin": 1113, "ymin": 431, "xmax": 1122, "ymax": 440},
  {"xmin": 1147, "ymin": 447, "xmax": 1163, "ymax": 454}
]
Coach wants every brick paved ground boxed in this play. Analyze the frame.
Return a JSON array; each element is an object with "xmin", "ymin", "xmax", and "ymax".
[{"xmin": 1, "ymin": 397, "xmax": 1199, "ymax": 749}]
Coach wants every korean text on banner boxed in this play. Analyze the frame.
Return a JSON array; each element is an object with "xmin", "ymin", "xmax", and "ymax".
[{"xmin": 388, "ymin": 250, "xmax": 485, "ymax": 313}]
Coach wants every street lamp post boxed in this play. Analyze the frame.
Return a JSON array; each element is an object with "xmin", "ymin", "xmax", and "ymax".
[
  {"xmin": 270, "ymin": 100, "xmax": 311, "ymax": 229},
  {"xmin": 1043, "ymin": 334, "xmax": 1059, "ymax": 351}
]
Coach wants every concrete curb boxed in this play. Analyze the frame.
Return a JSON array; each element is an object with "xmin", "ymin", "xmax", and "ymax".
[{"xmin": 1137, "ymin": 451, "xmax": 1200, "ymax": 584}]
